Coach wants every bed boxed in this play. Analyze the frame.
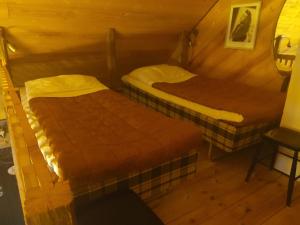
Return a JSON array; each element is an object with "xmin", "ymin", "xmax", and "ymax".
[
  {"xmin": 1, "ymin": 66, "xmax": 202, "ymax": 224},
  {"xmin": 122, "ymin": 64, "xmax": 286, "ymax": 153},
  {"xmin": 22, "ymin": 74, "xmax": 201, "ymax": 195}
]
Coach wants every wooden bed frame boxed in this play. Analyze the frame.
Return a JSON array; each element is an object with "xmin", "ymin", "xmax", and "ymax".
[
  {"xmin": 0, "ymin": 28, "xmax": 75, "ymax": 225},
  {"xmin": 0, "ymin": 27, "xmax": 200, "ymax": 225},
  {"xmin": 118, "ymin": 36, "xmax": 289, "ymax": 157}
]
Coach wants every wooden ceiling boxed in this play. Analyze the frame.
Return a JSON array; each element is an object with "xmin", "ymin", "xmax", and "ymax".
[
  {"xmin": 0, "ymin": 0, "xmax": 219, "ymax": 86},
  {"xmin": 0, "ymin": 0, "xmax": 218, "ymax": 57}
]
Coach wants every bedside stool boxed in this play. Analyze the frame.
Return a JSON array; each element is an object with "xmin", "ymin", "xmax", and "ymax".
[{"xmin": 245, "ymin": 127, "xmax": 300, "ymax": 206}]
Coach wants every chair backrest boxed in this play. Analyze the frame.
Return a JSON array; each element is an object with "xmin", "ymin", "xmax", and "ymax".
[
  {"xmin": 274, "ymin": 35, "xmax": 296, "ymax": 71},
  {"xmin": 280, "ymin": 44, "xmax": 300, "ymax": 131}
]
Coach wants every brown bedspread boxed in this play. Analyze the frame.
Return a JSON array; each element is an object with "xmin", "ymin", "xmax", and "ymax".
[
  {"xmin": 29, "ymin": 90, "xmax": 201, "ymax": 181},
  {"xmin": 153, "ymin": 76, "xmax": 286, "ymax": 126}
]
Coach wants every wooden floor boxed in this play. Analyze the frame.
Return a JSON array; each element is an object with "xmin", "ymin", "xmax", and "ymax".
[{"xmin": 150, "ymin": 145, "xmax": 300, "ymax": 225}]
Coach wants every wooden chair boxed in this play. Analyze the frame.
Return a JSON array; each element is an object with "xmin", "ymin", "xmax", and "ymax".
[{"xmin": 246, "ymin": 127, "xmax": 300, "ymax": 206}]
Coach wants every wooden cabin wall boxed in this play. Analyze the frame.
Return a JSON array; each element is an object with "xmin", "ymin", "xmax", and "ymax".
[
  {"xmin": 188, "ymin": 0, "xmax": 286, "ymax": 91},
  {"xmin": 0, "ymin": 0, "xmax": 218, "ymax": 86}
]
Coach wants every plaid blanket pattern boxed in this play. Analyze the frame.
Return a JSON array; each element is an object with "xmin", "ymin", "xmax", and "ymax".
[
  {"xmin": 122, "ymin": 83, "xmax": 278, "ymax": 152},
  {"xmin": 20, "ymin": 87, "xmax": 199, "ymax": 205},
  {"xmin": 73, "ymin": 149, "xmax": 198, "ymax": 203}
]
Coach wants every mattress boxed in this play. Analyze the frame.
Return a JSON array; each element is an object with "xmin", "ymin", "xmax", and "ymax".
[
  {"xmin": 21, "ymin": 74, "xmax": 201, "ymax": 199},
  {"xmin": 122, "ymin": 64, "xmax": 244, "ymax": 123},
  {"xmin": 152, "ymin": 74, "xmax": 285, "ymax": 126},
  {"xmin": 21, "ymin": 75, "xmax": 108, "ymax": 176},
  {"xmin": 122, "ymin": 66, "xmax": 283, "ymax": 152}
]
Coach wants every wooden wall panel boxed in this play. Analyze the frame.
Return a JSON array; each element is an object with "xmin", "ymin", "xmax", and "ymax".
[
  {"xmin": 0, "ymin": 0, "xmax": 218, "ymax": 85},
  {"xmin": 189, "ymin": 0, "xmax": 286, "ymax": 91}
]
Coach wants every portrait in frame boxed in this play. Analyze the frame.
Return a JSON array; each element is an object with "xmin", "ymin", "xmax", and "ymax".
[{"xmin": 225, "ymin": 1, "xmax": 262, "ymax": 50}]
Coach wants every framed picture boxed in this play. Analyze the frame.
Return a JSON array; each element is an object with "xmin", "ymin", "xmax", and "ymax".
[{"xmin": 225, "ymin": 1, "xmax": 261, "ymax": 50}]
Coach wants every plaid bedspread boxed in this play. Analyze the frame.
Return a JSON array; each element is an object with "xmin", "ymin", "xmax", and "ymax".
[
  {"xmin": 123, "ymin": 83, "xmax": 278, "ymax": 152},
  {"xmin": 21, "ymin": 88, "xmax": 199, "ymax": 204},
  {"xmin": 73, "ymin": 149, "xmax": 198, "ymax": 203}
]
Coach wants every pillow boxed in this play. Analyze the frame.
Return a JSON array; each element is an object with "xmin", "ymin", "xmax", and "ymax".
[
  {"xmin": 124, "ymin": 64, "xmax": 196, "ymax": 86},
  {"xmin": 25, "ymin": 74, "xmax": 108, "ymax": 101}
]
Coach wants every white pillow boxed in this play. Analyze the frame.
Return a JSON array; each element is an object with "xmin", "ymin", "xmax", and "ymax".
[
  {"xmin": 124, "ymin": 64, "xmax": 196, "ymax": 86},
  {"xmin": 25, "ymin": 74, "xmax": 108, "ymax": 101}
]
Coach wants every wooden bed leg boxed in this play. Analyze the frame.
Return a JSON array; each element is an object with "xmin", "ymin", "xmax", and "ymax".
[{"xmin": 208, "ymin": 142, "xmax": 229, "ymax": 161}]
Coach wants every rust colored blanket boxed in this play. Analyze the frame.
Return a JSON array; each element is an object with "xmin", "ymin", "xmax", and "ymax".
[
  {"xmin": 29, "ymin": 90, "xmax": 201, "ymax": 181},
  {"xmin": 153, "ymin": 76, "xmax": 286, "ymax": 126}
]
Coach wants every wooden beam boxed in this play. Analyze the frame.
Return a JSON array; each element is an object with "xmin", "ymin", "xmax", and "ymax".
[
  {"xmin": 168, "ymin": 31, "xmax": 190, "ymax": 68},
  {"xmin": 0, "ymin": 27, "xmax": 8, "ymax": 66},
  {"xmin": 179, "ymin": 31, "xmax": 190, "ymax": 68},
  {"xmin": 106, "ymin": 28, "xmax": 120, "ymax": 90}
]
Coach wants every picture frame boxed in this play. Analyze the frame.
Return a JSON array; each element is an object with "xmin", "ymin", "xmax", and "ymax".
[{"xmin": 225, "ymin": 1, "xmax": 262, "ymax": 50}]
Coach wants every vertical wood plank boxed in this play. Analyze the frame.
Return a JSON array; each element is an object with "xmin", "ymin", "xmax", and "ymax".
[{"xmin": 106, "ymin": 28, "xmax": 119, "ymax": 89}]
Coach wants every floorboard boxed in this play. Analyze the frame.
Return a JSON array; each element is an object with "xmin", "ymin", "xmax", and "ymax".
[
  {"xmin": 1, "ymin": 144, "xmax": 299, "ymax": 225},
  {"xmin": 262, "ymin": 197, "xmax": 300, "ymax": 225},
  {"xmin": 151, "ymin": 147, "xmax": 299, "ymax": 225}
]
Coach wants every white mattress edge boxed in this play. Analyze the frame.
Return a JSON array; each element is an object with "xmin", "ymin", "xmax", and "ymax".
[{"xmin": 20, "ymin": 88, "xmax": 62, "ymax": 178}]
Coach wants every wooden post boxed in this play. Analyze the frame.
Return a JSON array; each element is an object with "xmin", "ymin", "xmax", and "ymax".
[
  {"xmin": 169, "ymin": 31, "xmax": 190, "ymax": 68},
  {"xmin": 106, "ymin": 28, "xmax": 119, "ymax": 90},
  {"xmin": 0, "ymin": 27, "xmax": 8, "ymax": 66},
  {"xmin": 180, "ymin": 31, "xmax": 189, "ymax": 68}
]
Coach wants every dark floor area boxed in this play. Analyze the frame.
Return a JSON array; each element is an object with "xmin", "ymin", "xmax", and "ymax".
[
  {"xmin": 0, "ymin": 148, "xmax": 24, "ymax": 225},
  {"xmin": 75, "ymin": 189, "xmax": 164, "ymax": 225}
]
